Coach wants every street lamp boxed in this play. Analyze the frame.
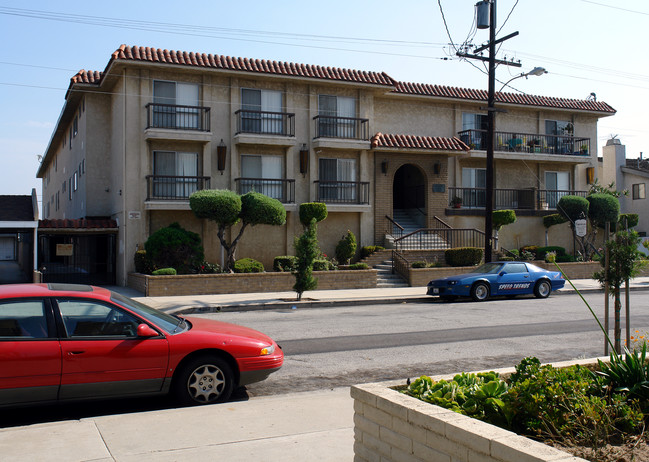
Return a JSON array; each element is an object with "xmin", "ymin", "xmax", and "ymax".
[{"xmin": 499, "ymin": 67, "xmax": 547, "ymax": 92}]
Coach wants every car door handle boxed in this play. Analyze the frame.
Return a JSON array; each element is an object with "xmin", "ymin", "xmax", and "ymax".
[{"xmin": 67, "ymin": 350, "xmax": 85, "ymax": 355}]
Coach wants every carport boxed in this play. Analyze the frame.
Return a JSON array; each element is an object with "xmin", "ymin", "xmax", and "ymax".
[{"xmin": 0, "ymin": 191, "xmax": 39, "ymax": 283}]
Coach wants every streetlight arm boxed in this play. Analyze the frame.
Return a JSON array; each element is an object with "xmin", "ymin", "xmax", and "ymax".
[{"xmin": 498, "ymin": 67, "xmax": 547, "ymax": 92}]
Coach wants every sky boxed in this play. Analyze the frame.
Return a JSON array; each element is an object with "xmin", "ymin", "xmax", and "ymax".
[{"xmin": 1, "ymin": 0, "xmax": 647, "ymax": 212}]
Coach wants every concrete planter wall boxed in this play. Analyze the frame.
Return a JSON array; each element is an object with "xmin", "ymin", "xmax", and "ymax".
[
  {"xmin": 351, "ymin": 358, "xmax": 601, "ymax": 462},
  {"xmin": 128, "ymin": 269, "xmax": 377, "ymax": 296}
]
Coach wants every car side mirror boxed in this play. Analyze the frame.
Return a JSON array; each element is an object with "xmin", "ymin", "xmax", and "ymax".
[
  {"xmin": 137, "ymin": 324, "xmax": 159, "ymax": 338},
  {"xmin": 499, "ymin": 271, "xmax": 506, "ymax": 276}
]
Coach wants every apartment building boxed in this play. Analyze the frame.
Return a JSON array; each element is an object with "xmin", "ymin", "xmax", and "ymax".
[{"xmin": 37, "ymin": 45, "xmax": 616, "ymax": 285}]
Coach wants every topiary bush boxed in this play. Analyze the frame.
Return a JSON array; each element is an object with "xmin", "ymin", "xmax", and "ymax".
[
  {"xmin": 360, "ymin": 245, "xmax": 385, "ymax": 259},
  {"xmin": 492, "ymin": 210, "xmax": 516, "ymax": 231},
  {"xmin": 233, "ymin": 258, "xmax": 264, "ymax": 273},
  {"xmin": 312, "ymin": 259, "xmax": 333, "ymax": 271},
  {"xmin": 444, "ymin": 247, "xmax": 483, "ymax": 267},
  {"xmin": 587, "ymin": 193, "xmax": 620, "ymax": 228},
  {"xmin": 299, "ymin": 202, "xmax": 328, "ymax": 227},
  {"xmin": 543, "ymin": 213, "xmax": 568, "ymax": 229},
  {"xmin": 335, "ymin": 230, "xmax": 357, "ymax": 265},
  {"xmin": 274, "ymin": 256, "xmax": 297, "ymax": 272},
  {"xmin": 144, "ymin": 222, "xmax": 204, "ymax": 274},
  {"xmin": 134, "ymin": 249, "xmax": 153, "ymax": 274},
  {"xmin": 618, "ymin": 213, "xmax": 639, "ymax": 229},
  {"xmin": 152, "ymin": 267, "xmax": 177, "ymax": 275}
]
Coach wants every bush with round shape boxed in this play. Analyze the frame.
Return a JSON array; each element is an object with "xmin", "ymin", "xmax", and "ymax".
[
  {"xmin": 144, "ymin": 222, "xmax": 204, "ymax": 274},
  {"xmin": 587, "ymin": 193, "xmax": 620, "ymax": 228},
  {"xmin": 445, "ymin": 247, "xmax": 483, "ymax": 267},
  {"xmin": 241, "ymin": 191, "xmax": 286, "ymax": 227},
  {"xmin": 312, "ymin": 259, "xmax": 332, "ymax": 271},
  {"xmin": 152, "ymin": 267, "xmax": 177, "ymax": 275},
  {"xmin": 299, "ymin": 202, "xmax": 328, "ymax": 227},
  {"xmin": 335, "ymin": 230, "xmax": 357, "ymax": 265},
  {"xmin": 233, "ymin": 258, "xmax": 264, "ymax": 273},
  {"xmin": 543, "ymin": 213, "xmax": 568, "ymax": 229},
  {"xmin": 273, "ymin": 256, "xmax": 297, "ymax": 272},
  {"xmin": 557, "ymin": 195, "xmax": 589, "ymax": 224},
  {"xmin": 492, "ymin": 210, "xmax": 516, "ymax": 231},
  {"xmin": 190, "ymin": 189, "xmax": 241, "ymax": 226}
]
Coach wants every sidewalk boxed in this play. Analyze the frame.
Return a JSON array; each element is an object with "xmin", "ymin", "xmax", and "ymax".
[{"xmin": 115, "ymin": 276, "xmax": 649, "ymax": 315}]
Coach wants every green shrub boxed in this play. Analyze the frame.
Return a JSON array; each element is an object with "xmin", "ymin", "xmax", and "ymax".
[
  {"xmin": 492, "ymin": 210, "xmax": 516, "ymax": 231},
  {"xmin": 411, "ymin": 261, "xmax": 427, "ymax": 268},
  {"xmin": 347, "ymin": 263, "xmax": 369, "ymax": 270},
  {"xmin": 134, "ymin": 250, "xmax": 153, "ymax": 274},
  {"xmin": 536, "ymin": 246, "xmax": 566, "ymax": 260},
  {"xmin": 519, "ymin": 245, "xmax": 539, "ymax": 259},
  {"xmin": 274, "ymin": 256, "xmax": 297, "ymax": 272},
  {"xmin": 335, "ymin": 230, "xmax": 357, "ymax": 265},
  {"xmin": 445, "ymin": 247, "xmax": 483, "ymax": 266},
  {"xmin": 618, "ymin": 213, "xmax": 639, "ymax": 229},
  {"xmin": 233, "ymin": 258, "xmax": 264, "ymax": 273},
  {"xmin": 557, "ymin": 195, "xmax": 589, "ymax": 223},
  {"xmin": 360, "ymin": 245, "xmax": 385, "ymax": 259},
  {"xmin": 556, "ymin": 254, "xmax": 576, "ymax": 262},
  {"xmin": 144, "ymin": 222, "xmax": 204, "ymax": 274},
  {"xmin": 312, "ymin": 259, "xmax": 333, "ymax": 271},
  {"xmin": 299, "ymin": 202, "xmax": 328, "ymax": 227},
  {"xmin": 543, "ymin": 213, "xmax": 568, "ymax": 228},
  {"xmin": 152, "ymin": 267, "xmax": 177, "ymax": 275},
  {"xmin": 195, "ymin": 261, "xmax": 220, "ymax": 274},
  {"xmin": 587, "ymin": 193, "xmax": 620, "ymax": 228}
]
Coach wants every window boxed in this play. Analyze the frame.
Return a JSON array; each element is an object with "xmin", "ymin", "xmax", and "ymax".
[
  {"xmin": 461, "ymin": 113, "xmax": 488, "ymax": 149},
  {"xmin": 62, "ymin": 181, "xmax": 66, "ymax": 193},
  {"xmin": 58, "ymin": 299, "xmax": 140, "ymax": 338},
  {"xmin": 240, "ymin": 155, "xmax": 283, "ymax": 199},
  {"xmin": 82, "ymin": 159, "xmax": 85, "ymax": 174},
  {"xmin": 73, "ymin": 172, "xmax": 78, "ymax": 191},
  {"xmin": 241, "ymin": 89, "xmax": 283, "ymax": 134},
  {"xmin": 55, "ymin": 192, "xmax": 59, "ymax": 211},
  {"xmin": 73, "ymin": 115, "xmax": 78, "ymax": 137},
  {"xmin": 68, "ymin": 178, "xmax": 72, "ymax": 200},
  {"xmin": 545, "ymin": 171, "xmax": 570, "ymax": 208},
  {"xmin": 586, "ymin": 167, "xmax": 595, "ymax": 185},
  {"xmin": 633, "ymin": 183, "xmax": 646, "ymax": 200},
  {"xmin": 504, "ymin": 263, "xmax": 528, "ymax": 274},
  {"xmin": 153, "ymin": 151, "xmax": 199, "ymax": 198},
  {"xmin": 318, "ymin": 95, "xmax": 356, "ymax": 138},
  {"xmin": 0, "ymin": 300, "xmax": 48, "ymax": 339},
  {"xmin": 69, "ymin": 126, "xmax": 72, "ymax": 148},
  {"xmin": 461, "ymin": 167, "xmax": 486, "ymax": 207},
  {"xmin": 153, "ymin": 80, "xmax": 200, "ymax": 129},
  {"xmin": 318, "ymin": 158, "xmax": 357, "ymax": 201}
]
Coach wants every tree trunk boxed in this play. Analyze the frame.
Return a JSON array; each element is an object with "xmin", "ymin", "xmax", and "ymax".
[{"xmin": 614, "ymin": 287, "xmax": 622, "ymax": 354}]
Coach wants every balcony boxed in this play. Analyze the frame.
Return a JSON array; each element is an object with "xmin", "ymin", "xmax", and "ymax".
[
  {"xmin": 235, "ymin": 110, "xmax": 295, "ymax": 137},
  {"xmin": 145, "ymin": 103, "xmax": 210, "ymax": 131},
  {"xmin": 145, "ymin": 175, "xmax": 211, "ymax": 201},
  {"xmin": 234, "ymin": 178, "xmax": 295, "ymax": 204},
  {"xmin": 458, "ymin": 129, "xmax": 590, "ymax": 156},
  {"xmin": 448, "ymin": 187, "xmax": 587, "ymax": 211},
  {"xmin": 313, "ymin": 116, "xmax": 369, "ymax": 140},
  {"xmin": 314, "ymin": 181, "xmax": 370, "ymax": 204}
]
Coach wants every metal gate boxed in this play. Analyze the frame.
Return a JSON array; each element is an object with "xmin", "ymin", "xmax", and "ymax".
[{"xmin": 38, "ymin": 234, "xmax": 116, "ymax": 285}]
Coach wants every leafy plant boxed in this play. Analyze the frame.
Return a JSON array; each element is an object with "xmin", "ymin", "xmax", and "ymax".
[
  {"xmin": 144, "ymin": 222, "xmax": 204, "ymax": 274},
  {"xmin": 445, "ymin": 247, "xmax": 483, "ymax": 266},
  {"xmin": 360, "ymin": 245, "xmax": 385, "ymax": 259},
  {"xmin": 346, "ymin": 263, "xmax": 369, "ymax": 270},
  {"xmin": 293, "ymin": 218, "xmax": 319, "ymax": 300},
  {"xmin": 335, "ymin": 230, "xmax": 357, "ymax": 265},
  {"xmin": 233, "ymin": 258, "xmax": 264, "ymax": 273},
  {"xmin": 152, "ymin": 267, "xmax": 177, "ymax": 275},
  {"xmin": 274, "ymin": 256, "xmax": 297, "ymax": 272}
]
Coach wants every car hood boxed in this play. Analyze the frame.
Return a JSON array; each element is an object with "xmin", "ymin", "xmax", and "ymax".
[
  {"xmin": 431, "ymin": 273, "xmax": 483, "ymax": 283},
  {"xmin": 182, "ymin": 316, "xmax": 276, "ymax": 344}
]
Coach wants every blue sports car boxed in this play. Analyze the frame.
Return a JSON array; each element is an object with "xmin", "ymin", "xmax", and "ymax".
[{"xmin": 427, "ymin": 261, "xmax": 565, "ymax": 301}]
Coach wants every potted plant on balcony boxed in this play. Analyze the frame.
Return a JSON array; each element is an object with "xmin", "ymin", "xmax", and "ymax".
[
  {"xmin": 580, "ymin": 144, "xmax": 588, "ymax": 155},
  {"xmin": 451, "ymin": 196, "xmax": 463, "ymax": 208}
]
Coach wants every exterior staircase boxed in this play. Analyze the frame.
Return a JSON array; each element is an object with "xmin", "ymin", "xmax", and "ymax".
[
  {"xmin": 359, "ymin": 249, "xmax": 409, "ymax": 288},
  {"xmin": 385, "ymin": 210, "xmax": 451, "ymax": 251}
]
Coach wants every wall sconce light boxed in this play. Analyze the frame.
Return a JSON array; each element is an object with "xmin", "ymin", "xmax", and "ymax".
[
  {"xmin": 433, "ymin": 162, "xmax": 441, "ymax": 175},
  {"xmin": 217, "ymin": 139, "xmax": 227, "ymax": 174},
  {"xmin": 381, "ymin": 161, "xmax": 388, "ymax": 175},
  {"xmin": 299, "ymin": 143, "xmax": 309, "ymax": 176}
]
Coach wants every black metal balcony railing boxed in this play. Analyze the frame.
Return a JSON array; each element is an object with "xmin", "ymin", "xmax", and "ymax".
[
  {"xmin": 458, "ymin": 129, "xmax": 591, "ymax": 156},
  {"xmin": 235, "ymin": 110, "xmax": 295, "ymax": 136},
  {"xmin": 146, "ymin": 103, "xmax": 211, "ymax": 131},
  {"xmin": 313, "ymin": 115, "xmax": 369, "ymax": 140},
  {"xmin": 314, "ymin": 180, "xmax": 370, "ymax": 204},
  {"xmin": 448, "ymin": 187, "xmax": 588, "ymax": 210},
  {"xmin": 234, "ymin": 178, "xmax": 295, "ymax": 203},
  {"xmin": 146, "ymin": 175, "xmax": 210, "ymax": 200}
]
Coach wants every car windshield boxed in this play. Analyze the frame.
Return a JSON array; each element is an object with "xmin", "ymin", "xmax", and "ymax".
[
  {"xmin": 110, "ymin": 291, "xmax": 187, "ymax": 334},
  {"xmin": 472, "ymin": 263, "xmax": 504, "ymax": 274}
]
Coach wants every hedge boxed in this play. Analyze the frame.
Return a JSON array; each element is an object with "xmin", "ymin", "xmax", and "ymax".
[{"xmin": 445, "ymin": 247, "xmax": 483, "ymax": 267}]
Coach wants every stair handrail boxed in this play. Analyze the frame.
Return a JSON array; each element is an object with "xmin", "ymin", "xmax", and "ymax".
[
  {"xmin": 392, "ymin": 250, "xmax": 409, "ymax": 280},
  {"xmin": 432, "ymin": 215, "xmax": 452, "ymax": 229},
  {"xmin": 385, "ymin": 215, "xmax": 404, "ymax": 238},
  {"xmin": 394, "ymin": 227, "xmax": 486, "ymax": 251}
]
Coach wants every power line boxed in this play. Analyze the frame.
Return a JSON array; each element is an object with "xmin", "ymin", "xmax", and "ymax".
[{"xmin": 579, "ymin": 0, "xmax": 649, "ymax": 16}]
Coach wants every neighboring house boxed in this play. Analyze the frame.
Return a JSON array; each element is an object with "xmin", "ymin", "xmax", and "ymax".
[
  {"xmin": 0, "ymin": 190, "xmax": 39, "ymax": 282},
  {"xmin": 599, "ymin": 138, "xmax": 649, "ymax": 245},
  {"xmin": 36, "ymin": 45, "xmax": 616, "ymax": 285}
]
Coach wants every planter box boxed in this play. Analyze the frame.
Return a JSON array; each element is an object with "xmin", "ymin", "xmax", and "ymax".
[
  {"xmin": 128, "ymin": 269, "xmax": 377, "ymax": 296},
  {"xmin": 351, "ymin": 358, "xmax": 602, "ymax": 462}
]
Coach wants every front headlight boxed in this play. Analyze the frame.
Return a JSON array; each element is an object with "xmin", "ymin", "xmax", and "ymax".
[
  {"xmin": 260, "ymin": 344, "xmax": 275, "ymax": 356},
  {"xmin": 448, "ymin": 281, "xmax": 458, "ymax": 286}
]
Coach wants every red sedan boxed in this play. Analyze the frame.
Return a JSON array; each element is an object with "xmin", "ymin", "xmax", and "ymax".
[{"xmin": 0, "ymin": 284, "xmax": 283, "ymax": 406}]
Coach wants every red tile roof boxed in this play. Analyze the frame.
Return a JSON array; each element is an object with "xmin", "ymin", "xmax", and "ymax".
[
  {"xmin": 371, "ymin": 133, "xmax": 470, "ymax": 152},
  {"xmin": 39, "ymin": 218, "xmax": 118, "ymax": 230},
  {"xmin": 67, "ymin": 45, "xmax": 615, "ymax": 114},
  {"xmin": 108, "ymin": 44, "xmax": 395, "ymax": 86},
  {"xmin": 393, "ymin": 82, "xmax": 616, "ymax": 114}
]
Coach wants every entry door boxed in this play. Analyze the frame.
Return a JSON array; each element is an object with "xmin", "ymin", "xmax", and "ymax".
[
  {"xmin": 56, "ymin": 298, "xmax": 169, "ymax": 400},
  {"xmin": 0, "ymin": 237, "xmax": 15, "ymax": 261}
]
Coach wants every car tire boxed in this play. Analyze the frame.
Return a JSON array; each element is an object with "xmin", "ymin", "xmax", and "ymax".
[
  {"xmin": 174, "ymin": 355, "xmax": 234, "ymax": 405},
  {"xmin": 534, "ymin": 280, "xmax": 552, "ymax": 299},
  {"xmin": 470, "ymin": 282, "xmax": 490, "ymax": 302}
]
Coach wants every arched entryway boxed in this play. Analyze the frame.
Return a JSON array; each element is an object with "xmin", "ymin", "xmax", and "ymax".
[{"xmin": 393, "ymin": 164, "xmax": 426, "ymax": 228}]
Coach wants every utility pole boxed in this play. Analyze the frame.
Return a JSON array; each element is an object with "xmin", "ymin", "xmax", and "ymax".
[{"xmin": 457, "ymin": 0, "xmax": 521, "ymax": 262}]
